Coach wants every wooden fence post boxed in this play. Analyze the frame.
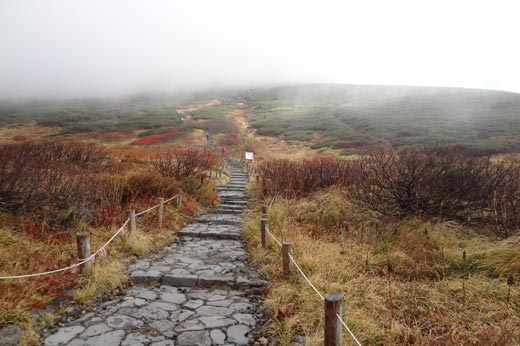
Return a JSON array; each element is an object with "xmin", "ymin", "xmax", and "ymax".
[
  {"xmin": 261, "ymin": 204, "xmax": 267, "ymax": 214},
  {"xmin": 76, "ymin": 232, "xmax": 92, "ymax": 275},
  {"xmin": 282, "ymin": 242, "xmax": 293, "ymax": 277},
  {"xmin": 158, "ymin": 197, "xmax": 164, "ymax": 229},
  {"xmin": 260, "ymin": 215, "xmax": 268, "ymax": 248},
  {"xmin": 130, "ymin": 209, "xmax": 136, "ymax": 235},
  {"xmin": 325, "ymin": 292, "xmax": 343, "ymax": 346},
  {"xmin": 177, "ymin": 194, "xmax": 183, "ymax": 207}
]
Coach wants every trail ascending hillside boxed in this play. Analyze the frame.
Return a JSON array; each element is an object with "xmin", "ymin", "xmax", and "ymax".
[{"xmin": 42, "ymin": 160, "xmax": 268, "ymax": 346}]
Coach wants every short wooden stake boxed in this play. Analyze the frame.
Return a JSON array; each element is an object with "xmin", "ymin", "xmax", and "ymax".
[
  {"xmin": 282, "ymin": 242, "xmax": 293, "ymax": 277},
  {"xmin": 130, "ymin": 209, "xmax": 136, "ymax": 235},
  {"xmin": 324, "ymin": 292, "xmax": 343, "ymax": 346},
  {"xmin": 76, "ymin": 231, "xmax": 92, "ymax": 275},
  {"xmin": 177, "ymin": 194, "xmax": 183, "ymax": 206},
  {"xmin": 158, "ymin": 197, "xmax": 164, "ymax": 229},
  {"xmin": 260, "ymin": 215, "xmax": 268, "ymax": 248},
  {"xmin": 261, "ymin": 204, "xmax": 267, "ymax": 214}
]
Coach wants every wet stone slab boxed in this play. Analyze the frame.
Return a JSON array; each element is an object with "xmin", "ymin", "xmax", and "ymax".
[
  {"xmin": 193, "ymin": 214, "xmax": 243, "ymax": 226},
  {"xmin": 128, "ymin": 238, "xmax": 265, "ymax": 288},
  {"xmin": 218, "ymin": 191, "xmax": 248, "ymax": 199},
  {"xmin": 177, "ymin": 223, "xmax": 242, "ymax": 240},
  {"xmin": 43, "ymin": 286, "xmax": 259, "ymax": 346}
]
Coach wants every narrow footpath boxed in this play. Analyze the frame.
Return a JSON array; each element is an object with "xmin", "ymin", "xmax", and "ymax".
[{"xmin": 42, "ymin": 159, "xmax": 268, "ymax": 346}]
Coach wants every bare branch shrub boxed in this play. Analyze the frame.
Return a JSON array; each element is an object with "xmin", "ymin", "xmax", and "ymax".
[
  {"xmin": 348, "ymin": 146, "xmax": 520, "ymax": 233},
  {"xmin": 0, "ymin": 141, "xmax": 110, "ymax": 221},
  {"xmin": 257, "ymin": 157, "xmax": 349, "ymax": 197},
  {"xmin": 151, "ymin": 147, "xmax": 222, "ymax": 180},
  {"xmin": 258, "ymin": 146, "xmax": 520, "ymax": 235}
]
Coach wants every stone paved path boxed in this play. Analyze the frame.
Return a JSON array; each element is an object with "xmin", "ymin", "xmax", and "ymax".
[{"xmin": 43, "ymin": 160, "xmax": 268, "ymax": 346}]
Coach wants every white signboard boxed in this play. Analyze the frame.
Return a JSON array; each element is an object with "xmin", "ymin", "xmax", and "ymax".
[{"xmin": 245, "ymin": 152, "xmax": 254, "ymax": 161}]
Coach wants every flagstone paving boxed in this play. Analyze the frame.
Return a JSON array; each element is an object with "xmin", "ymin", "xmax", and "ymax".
[{"xmin": 43, "ymin": 160, "xmax": 268, "ymax": 346}]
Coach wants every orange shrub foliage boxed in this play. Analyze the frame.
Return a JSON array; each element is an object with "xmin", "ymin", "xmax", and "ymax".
[
  {"xmin": 0, "ymin": 141, "xmax": 109, "ymax": 219},
  {"xmin": 131, "ymin": 127, "xmax": 189, "ymax": 146},
  {"xmin": 151, "ymin": 147, "xmax": 222, "ymax": 180}
]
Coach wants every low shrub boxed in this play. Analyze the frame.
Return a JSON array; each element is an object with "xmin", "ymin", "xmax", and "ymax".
[
  {"xmin": 349, "ymin": 146, "xmax": 520, "ymax": 233},
  {"xmin": 257, "ymin": 157, "xmax": 349, "ymax": 197},
  {"xmin": 151, "ymin": 147, "xmax": 222, "ymax": 180},
  {"xmin": 0, "ymin": 141, "xmax": 110, "ymax": 223}
]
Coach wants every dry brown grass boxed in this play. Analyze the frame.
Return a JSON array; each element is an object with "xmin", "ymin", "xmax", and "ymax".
[
  {"xmin": 243, "ymin": 190, "xmax": 520, "ymax": 345},
  {"xmin": 0, "ymin": 203, "xmax": 183, "ymax": 341}
]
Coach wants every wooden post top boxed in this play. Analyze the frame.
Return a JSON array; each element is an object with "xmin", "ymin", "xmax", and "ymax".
[{"xmin": 325, "ymin": 291, "xmax": 343, "ymax": 302}]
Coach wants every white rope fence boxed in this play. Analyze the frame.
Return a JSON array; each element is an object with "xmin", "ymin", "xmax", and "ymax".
[
  {"xmin": 265, "ymin": 227, "xmax": 283, "ymax": 248},
  {"xmin": 264, "ymin": 223, "xmax": 362, "ymax": 346},
  {"xmin": 0, "ymin": 194, "xmax": 180, "ymax": 280}
]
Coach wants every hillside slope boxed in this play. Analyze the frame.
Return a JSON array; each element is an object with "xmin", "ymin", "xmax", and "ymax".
[{"xmin": 244, "ymin": 84, "xmax": 520, "ymax": 155}]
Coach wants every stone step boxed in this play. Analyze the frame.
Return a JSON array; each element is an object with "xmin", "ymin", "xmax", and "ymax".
[
  {"xmin": 218, "ymin": 185, "xmax": 245, "ymax": 189},
  {"xmin": 178, "ymin": 223, "xmax": 241, "ymax": 240},
  {"xmin": 129, "ymin": 238, "xmax": 266, "ymax": 289},
  {"xmin": 194, "ymin": 214, "xmax": 243, "ymax": 226},
  {"xmin": 221, "ymin": 187, "xmax": 246, "ymax": 192},
  {"xmin": 217, "ymin": 188, "xmax": 245, "ymax": 193},
  {"xmin": 227, "ymin": 182, "xmax": 247, "ymax": 187},
  {"xmin": 218, "ymin": 191, "xmax": 248, "ymax": 199},
  {"xmin": 217, "ymin": 206, "xmax": 248, "ymax": 213},
  {"xmin": 219, "ymin": 198, "xmax": 249, "ymax": 205},
  {"xmin": 214, "ymin": 208, "xmax": 243, "ymax": 215},
  {"xmin": 219, "ymin": 200, "xmax": 249, "ymax": 206}
]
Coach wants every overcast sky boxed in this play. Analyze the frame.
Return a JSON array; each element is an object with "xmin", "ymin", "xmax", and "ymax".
[{"xmin": 1, "ymin": 0, "xmax": 519, "ymax": 98}]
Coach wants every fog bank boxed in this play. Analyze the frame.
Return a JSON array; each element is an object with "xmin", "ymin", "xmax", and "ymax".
[{"xmin": 1, "ymin": 0, "xmax": 519, "ymax": 98}]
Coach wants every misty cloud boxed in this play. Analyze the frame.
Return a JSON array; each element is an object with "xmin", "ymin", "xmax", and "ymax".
[{"xmin": 1, "ymin": 0, "xmax": 519, "ymax": 98}]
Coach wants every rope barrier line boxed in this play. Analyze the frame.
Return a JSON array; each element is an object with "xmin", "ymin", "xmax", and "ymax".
[
  {"xmin": 266, "ymin": 219, "xmax": 362, "ymax": 345},
  {"xmin": 287, "ymin": 253, "xmax": 325, "ymax": 300},
  {"xmin": 135, "ymin": 194, "xmax": 179, "ymax": 216},
  {"xmin": 0, "ymin": 194, "xmax": 179, "ymax": 280},
  {"xmin": 0, "ymin": 219, "xmax": 129, "ymax": 280},
  {"xmin": 287, "ymin": 253, "xmax": 363, "ymax": 345},
  {"xmin": 92, "ymin": 218, "xmax": 129, "ymax": 258},
  {"xmin": 164, "ymin": 194, "xmax": 180, "ymax": 204},
  {"xmin": 337, "ymin": 313, "xmax": 363, "ymax": 346},
  {"xmin": 265, "ymin": 227, "xmax": 283, "ymax": 248},
  {"xmin": 261, "ymin": 187, "xmax": 363, "ymax": 344},
  {"xmin": 135, "ymin": 205, "xmax": 159, "ymax": 216}
]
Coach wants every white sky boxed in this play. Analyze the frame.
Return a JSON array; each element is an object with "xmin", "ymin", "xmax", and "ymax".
[{"xmin": 0, "ymin": 0, "xmax": 519, "ymax": 98}]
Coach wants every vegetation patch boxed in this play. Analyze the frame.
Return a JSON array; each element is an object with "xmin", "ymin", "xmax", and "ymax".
[
  {"xmin": 244, "ymin": 84, "xmax": 520, "ymax": 155},
  {"xmin": 244, "ymin": 189, "xmax": 520, "ymax": 345}
]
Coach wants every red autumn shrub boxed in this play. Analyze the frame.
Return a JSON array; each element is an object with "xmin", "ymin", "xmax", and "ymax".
[
  {"xmin": 257, "ymin": 157, "xmax": 349, "ymax": 198},
  {"xmin": 0, "ymin": 141, "xmax": 109, "ymax": 221},
  {"xmin": 151, "ymin": 147, "xmax": 222, "ymax": 180},
  {"xmin": 13, "ymin": 135, "xmax": 27, "ymax": 141}
]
